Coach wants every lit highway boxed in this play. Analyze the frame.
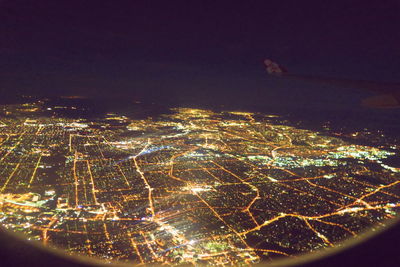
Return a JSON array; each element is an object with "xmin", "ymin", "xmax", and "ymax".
[{"xmin": 0, "ymin": 99, "xmax": 399, "ymax": 265}]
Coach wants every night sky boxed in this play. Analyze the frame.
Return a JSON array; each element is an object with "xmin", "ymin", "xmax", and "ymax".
[
  {"xmin": 1, "ymin": 2, "xmax": 400, "ymax": 266},
  {"xmin": 1, "ymin": 0, "xmax": 400, "ymax": 109}
]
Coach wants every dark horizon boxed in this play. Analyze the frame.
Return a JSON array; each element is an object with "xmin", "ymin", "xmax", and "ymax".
[
  {"xmin": 1, "ymin": 2, "xmax": 400, "ymax": 267},
  {"xmin": 1, "ymin": 0, "xmax": 400, "ymax": 110}
]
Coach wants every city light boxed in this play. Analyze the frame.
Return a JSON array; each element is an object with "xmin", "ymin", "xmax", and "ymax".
[{"xmin": 0, "ymin": 99, "xmax": 398, "ymax": 265}]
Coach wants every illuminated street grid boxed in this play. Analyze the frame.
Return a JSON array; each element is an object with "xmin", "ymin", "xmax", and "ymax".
[{"xmin": 0, "ymin": 100, "xmax": 399, "ymax": 265}]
